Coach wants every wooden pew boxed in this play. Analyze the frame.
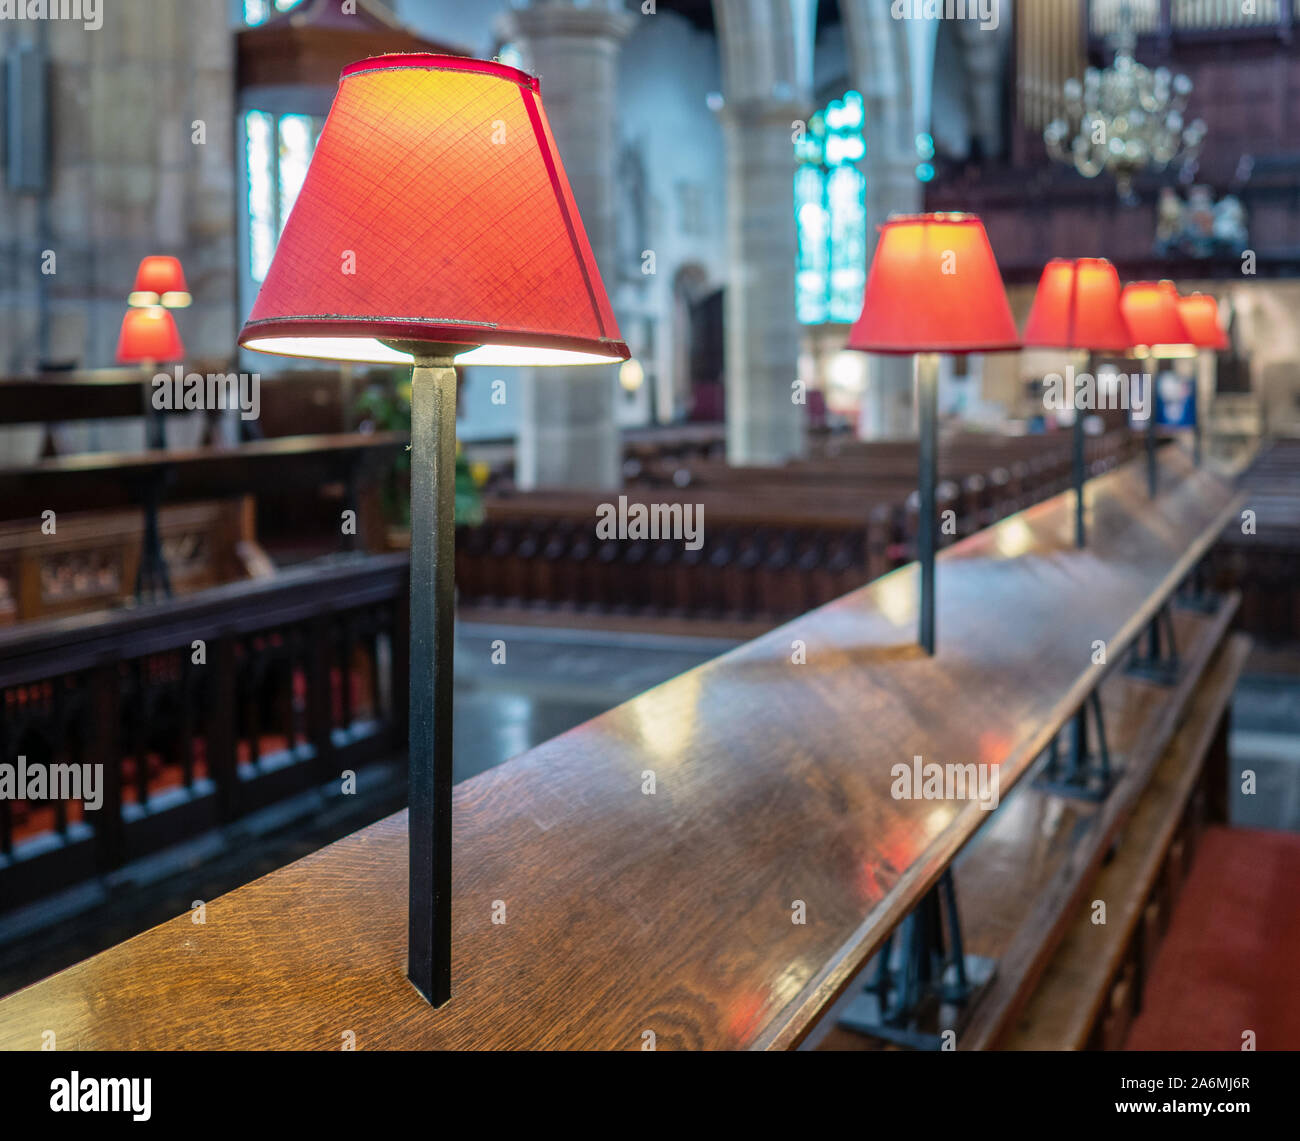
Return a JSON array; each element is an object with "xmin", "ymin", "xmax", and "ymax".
[
  {"xmin": 457, "ymin": 483, "xmax": 927, "ymax": 623},
  {"xmin": 0, "ymin": 502, "xmax": 252, "ymax": 624},
  {"xmin": 1209, "ymin": 437, "xmax": 1300, "ymax": 644},
  {"xmin": 0, "ymin": 434, "xmax": 406, "ymax": 598},
  {"xmin": 0, "ymin": 371, "xmax": 407, "ymax": 610},
  {"xmin": 461, "ymin": 430, "xmax": 1140, "ymax": 626},
  {"xmin": 0, "ymin": 447, "xmax": 1242, "ymax": 1049}
]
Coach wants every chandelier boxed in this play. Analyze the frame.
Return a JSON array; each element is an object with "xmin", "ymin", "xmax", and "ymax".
[{"xmin": 1044, "ymin": 1, "xmax": 1206, "ymax": 201}]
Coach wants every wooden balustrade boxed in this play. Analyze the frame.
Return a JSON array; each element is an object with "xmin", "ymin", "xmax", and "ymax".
[{"xmin": 0, "ymin": 553, "xmax": 409, "ymax": 911}]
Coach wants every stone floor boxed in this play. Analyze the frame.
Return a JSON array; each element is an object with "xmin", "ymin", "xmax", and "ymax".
[
  {"xmin": 451, "ymin": 620, "xmax": 737, "ymax": 781},
  {"xmin": 1, "ymin": 620, "xmax": 1296, "ymax": 999},
  {"xmin": 1228, "ymin": 672, "xmax": 1300, "ymax": 832}
]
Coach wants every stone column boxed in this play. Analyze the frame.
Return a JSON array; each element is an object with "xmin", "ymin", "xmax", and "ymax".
[
  {"xmin": 712, "ymin": 0, "xmax": 814, "ymax": 465},
  {"xmin": 717, "ymin": 100, "xmax": 808, "ymax": 463},
  {"xmin": 859, "ymin": 157, "xmax": 923, "ymax": 440},
  {"xmin": 955, "ymin": 17, "xmax": 1011, "ymax": 163},
  {"xmin": 507, "ymin": 0, "xmax": 635, "ymax": 490},
  {"xmin": 842, "ymin": 0, "xmax": 923, "ymax": 440}
]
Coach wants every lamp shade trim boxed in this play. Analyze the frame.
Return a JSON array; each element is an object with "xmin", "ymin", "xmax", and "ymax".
[
  {"xmin": 241, "ymin": 315, "xmax": 629, "ymax": 362},
  {"xmin": 340, "ymin": 52, "xmax": 539, "ymax": 91},
  {"xmin": 237, "ymin": 52, "xmax": 627, "ymax": 366}
]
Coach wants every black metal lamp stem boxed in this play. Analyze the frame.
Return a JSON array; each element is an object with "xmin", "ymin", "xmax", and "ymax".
[
  {"xmin": 407, "ymin": 355, "xmax": 457, "ymax": 1007},
  {"xmin": 1193, "ymin": 349, "xmax": 1205, "ymax": 466},
  {"xmin": 916, "ymin": 353, "xmax": 940, "ymax": 655},
  {"xmin": 1073, "ymin": 351, "xmax": 1089, "ymax": 549},
  {"xmin": 1146, "ymin": 354, "xmax": 1159, "ymax": 498}
]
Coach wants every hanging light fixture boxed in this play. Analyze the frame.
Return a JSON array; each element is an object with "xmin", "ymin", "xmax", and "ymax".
[{"xmin": 1044, "ymin": 0, "xmax": 1206, "ymax": 202}]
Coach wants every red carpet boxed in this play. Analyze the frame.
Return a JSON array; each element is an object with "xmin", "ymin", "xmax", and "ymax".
[{"xmin": 1126, "ymin": 825, "xmax": 1300, "ymax": 1050}]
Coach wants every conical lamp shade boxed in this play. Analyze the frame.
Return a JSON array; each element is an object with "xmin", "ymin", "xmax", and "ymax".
[
  {"xmin": 117, "ymin": 306, "xmax": 184, "ymax": 363},
  {"xmin": 1177, "ymin": 293, "xmax": 1229, "ymax": 351},
  {"xmin": 1023, "ymin": 258, "xmax": 1131, "ymax": 352},
  {"xmin": 1120, "ymin": 281, "xmax": 1195, "ymax": 356},
  {"xmin": 846, "ymin": 214, "xmax": 1019, "ymax": 355},
  {"xmin": 237, "ymin": 54, "xmax": 628, "ymax": 367},
  {"xmin": 130, "ymin": 256, "xmax": 191, "ymax": 308}
]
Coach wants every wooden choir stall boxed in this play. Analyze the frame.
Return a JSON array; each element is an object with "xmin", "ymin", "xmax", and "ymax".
[{"xmin": 0, "ymin": 445, "xmax": 1247, "ymax": 1050}]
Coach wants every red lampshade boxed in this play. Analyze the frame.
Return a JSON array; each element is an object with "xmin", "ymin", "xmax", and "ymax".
[
  {"xmin": 846, "ymin": 213, "xmax": 1019, "ymax": 355},
  {"xmin": 1023, "ymin": 258, "xmax": 1131, "ymax": 352},
  {"xmin": 1176, "ymin": 292, "xmax": 1229, "ymax": 351},
  {"xmin": 130, "ymin": 256, "xmax": 191, "ymax": 308},
  {"xmin": 1120, "ymin": 281, "xmax": 1195, "ymax": 356},
  {"xmin": 237, "ymin": 54, "xmax": 628, "ymax": 367},
  {"xmin": 116, "ymin": 306, "xmax": 185, "ymax": 363}
]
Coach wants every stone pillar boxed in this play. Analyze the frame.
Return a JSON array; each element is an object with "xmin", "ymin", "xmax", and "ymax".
[
  {"xmin": 955, "ymin": 17, "xmax": 1011, "ymax": 162},
  {"xmin": 507, "ymin": 0, "xmax": 635, "ymax": 490},
  {"xmin": 712, "ymin": 0, "xmax": 814, "ymax": 465},
  {"xmin": 842, "ymin": 0, "xmax": 923, "ymax": 440},
  {"xmin": 860, "ymin": 158, "xmax": 922, "ymax": 440}
]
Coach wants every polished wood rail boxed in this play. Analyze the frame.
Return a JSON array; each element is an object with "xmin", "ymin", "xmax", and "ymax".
[
  {"xmin": 0, "ymin": 449, "xmax": 1241, "ymax": 1050},
  {"xmin": 0, "ymin": 433, "xmax": 406, "ymax": 520}
]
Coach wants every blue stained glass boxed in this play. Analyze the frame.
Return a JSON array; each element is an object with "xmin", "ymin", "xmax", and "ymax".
[
  {"xmin": 794, "ymin": 90, "xmax": 868, "ymax": 325},
  {"xmin": 826, "ymin": 165, "xmax": 866, "ymax": 323},
  {"xmin": 244, "ymin": 0, "xmax": 301, "ymax": 25},
  {"xmin": 245, "ymin": 111, "xmax": 276, "ymax": 283},
  {"xmin": 277, "ymin": 114, "xmax": 315, "ymax": 233},
  {"xmin": 245, "ymin": 110, "xmax": 320, "ymax": 284}
]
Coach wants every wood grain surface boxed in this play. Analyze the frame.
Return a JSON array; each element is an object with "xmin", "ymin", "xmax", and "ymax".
[{"xmin": 0, "ymin": 449, "xmax": 1242, "ymax": 1050}]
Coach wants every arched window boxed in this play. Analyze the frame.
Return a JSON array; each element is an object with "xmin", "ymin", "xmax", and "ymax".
[{"xmin": 794, "ymin": 90, "xmax": 867, "ymax": 325}]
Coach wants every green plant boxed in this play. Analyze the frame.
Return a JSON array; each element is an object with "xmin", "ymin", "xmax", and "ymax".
[{"xmin": 354, "ymin": 369, "xmax": 484, "ymax": 528}]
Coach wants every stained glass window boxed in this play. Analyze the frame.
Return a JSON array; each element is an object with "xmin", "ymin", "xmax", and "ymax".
[
  {"xmin": 244, "ymin": 110, "xmax": 322, "ymax": 284},
  {"xmin": 794, "ymin": 91, "xmax": 866, "ymax": 325},
  {"xmin": 243, "ymin": 0, "xmax": 301, "ymax": 26}
]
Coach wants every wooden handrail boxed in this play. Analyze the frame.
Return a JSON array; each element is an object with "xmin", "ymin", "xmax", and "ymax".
[
  {"xmin": 0, "ymin": 433, "xmax": 407, "ymax": 520},
  {"xmin": 0, "ymin": 449, "xmax": 1241, "ymax": 1050}
]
